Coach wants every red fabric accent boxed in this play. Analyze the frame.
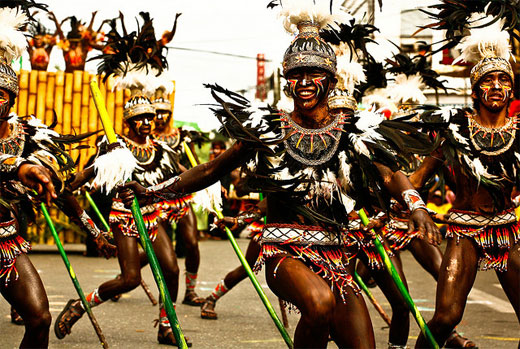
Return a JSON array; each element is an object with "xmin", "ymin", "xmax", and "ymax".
[
  {"xmin": 0, "ymin": 234, "xmax": 30, "ymax": 285},
  {"xmin": 446, "ymin": 220, "xmax": 520, "ymax": 271}
]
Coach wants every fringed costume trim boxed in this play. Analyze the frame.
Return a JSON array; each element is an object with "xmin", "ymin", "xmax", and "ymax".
[
  {"xmin": 445, "ymin": 209, "xmax": 520, "ymax": 271},
  {"xmin": 109, "ymin": 199, "xmax": 165, "ymax": 242},
  {"xmin": 247, "ymin": 221, "xmax": 264, "ymax": 241},
  {"xmin": 344, "ymin": 229, "xmax": 393, "ymax": 270},
  {"xmin": 0, "ymin": 218, "xmax": 30, "ymax": 286},
  {"xmin": 255, "ymin": 223, "xmax": 361, "ymax": 305},
  {"xmin": 154, "ymin": 193, "xmax": 193, "ymax": 224},
  {"xmin": 382, "ymin": 217, "xmax": 420, "ymax": 252}
]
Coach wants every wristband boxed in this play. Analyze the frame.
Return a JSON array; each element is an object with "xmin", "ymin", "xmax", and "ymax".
[
  {"xmin": 147, "ymin": 176, "xmax": 181, "ymax": 194},
  {"xmin": 79, "ymin": 210, "xmax": 100, "ymax": 238},
  {"xmin": 401, "ymin": 189, "xmax": 427, "ymax": 213}
]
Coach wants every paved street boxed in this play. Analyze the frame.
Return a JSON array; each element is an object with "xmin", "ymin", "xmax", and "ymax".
[{"xmin": 0, "ymin": 238, "xmax": 518, "ymax": 348}]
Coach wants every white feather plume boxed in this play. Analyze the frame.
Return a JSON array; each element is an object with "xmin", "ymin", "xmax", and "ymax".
[
  {"xmin": 337, "ymin": 151, "xmax": 352, "ymax": 190},
  {"xmin": 92, "ymin": 145, "xmax": 138, "ymax": 193},
  {"xmin": 454, "ymin": 13, "xmax": 511, "ymax": 64},
  {"xmin": 355, "ymin": 109, "xmax": 385, "ymax": 133},
  {"xmin": 278, "ymin": 0, "xmax": 352, "ymax": 34},
  {"xmin": 152, "ymin": 70, "xmax": 175, "ymax": 94},
  {"xmin": 112, "ymin": 64, "xmax": 157, "ymax": 97},
  {"xmin": 0, "ymin": 8, "xmax": 27, "ymax": 62},
  {"xmin": 388, "ymin": 73, "xmax": 426, "ymax": 104},
  {"xmin": 192, "ymin": 181, "xmax": 223, "ymax": 214},
  {"xmin": 362, "ymin": 88, "xmax": 397, "ymax": 114},
  {"xmin": 336, "ymin": 55, "xmax": 366, "ymax": 93}
]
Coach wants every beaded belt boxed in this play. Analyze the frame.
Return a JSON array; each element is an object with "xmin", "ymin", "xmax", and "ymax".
[
  {"xmin": 0, "ymin": 218, "xmax": 16, "ymax": 238},
  {"xmin": 445, "ymin": 210, "xmax": 517, "ymax": 227},
  {"xmin": 111, "ymin": 200, "xmax": 156, "ymax": 214},
  {"xmin": 262, "ymin": 224, "xmax": 341, "ymax": 246}
]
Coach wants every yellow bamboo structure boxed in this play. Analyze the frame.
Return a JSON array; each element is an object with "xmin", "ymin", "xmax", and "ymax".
[{"xmin": 12, "ymin": 70, "xmax": 176, "ymax": 244}]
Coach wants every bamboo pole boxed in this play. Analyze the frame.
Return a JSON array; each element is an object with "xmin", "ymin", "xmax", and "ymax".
[
  {"xmin": 70, "ymin": 71, "xmax": 83, "ymax": 167},
  {"xmin": 54, "ymin": 71, "xmax": 65, "ymax": 134},
  {"xmin": 62, "ymin": 72, "xmax": 73, "ymax": 135},
  {"xmin": 39, "ymin": 200, "xmax": 109, "ymax": 348},
  {"xmin": 36, "ymin": 71, "xmax": 47, "ymax": 121},
  {"xmin": 17, "ymin": 70, "xmax": 29, "ymax": 116},
  {"xmin": 45, "ymin": 72, "xmax": 56, "ymax": 126},
  {"xmin": 114, "ymin": 88, "xmax": 124, "ymax": 135},
  {"xmin": 27, "ymin": 70, "xmax": 38, "ymax": 115},
  {"xmin": 353, "ymin": 271, "xmax": 392, "ymax": 326},
  {"xmin": 358, "ymin": 209, "xmax": 438, "ymax": 349},
  {"xmin": 89, "ymin": 78, "xmax": 188, "ymax": 348},
  {"xmin": 182, "ymin": 142, "xmax": 293, "ymax": 348}
]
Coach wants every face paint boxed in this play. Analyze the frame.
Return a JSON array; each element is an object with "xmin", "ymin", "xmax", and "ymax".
[
  {"xmin": 0, "ymin": 97, "xmax": 10, "ymax": 118},
  {"xmin": 480, "ymin": 84, "xmax": 491, "ymax": 102},
  {"xmin": 311, "ymin": 77, "xmax": 326, "ymax": 97},
  {"xmin": 288, "ymin": 79, "xmax": 298, "ymax": 97},
  {"xmin": 501, "ymin": 85, "xmax": 512, "ymax": 101}
]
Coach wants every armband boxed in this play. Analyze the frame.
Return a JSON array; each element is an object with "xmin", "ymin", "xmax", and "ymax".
[{"xmin": 401, "ymin": 189, "xmax": 427, "ymax": 213}]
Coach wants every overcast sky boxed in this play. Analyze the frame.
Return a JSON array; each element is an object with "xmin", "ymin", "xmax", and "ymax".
[{"xmin": 31, "ymin": 0, "xmax": 440, "ymax": 131}]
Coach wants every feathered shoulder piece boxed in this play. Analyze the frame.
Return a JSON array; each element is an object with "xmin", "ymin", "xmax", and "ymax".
[
  {"xmin": 415, "ymin": 104, "xmax": 520, "ymax": 211},
  {"xmin": 91, "ymin": 11, "xmax": 167, "ymax": 82},
  {"xmin": 204, "ymin": 83, "xmax": 283, "ymax": 150}
]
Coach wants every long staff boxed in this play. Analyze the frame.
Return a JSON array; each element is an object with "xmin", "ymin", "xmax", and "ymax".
[
  {"xmin": 90, "ymin": 78, "xmax": 187, "ymax": 348},
  {"xmin": 182, "ymin": 141, "xmax": 293, "ymax": 349},
  {"xmin": 39, "ymin": 200, "xmax": 108, "ymax": 348},
  {"xmin": 353, "ymin": 271, "xmax": 391, "ymax": 326},
  {"xmin": 84, "ymin": 191, "xmax": 158, "ymax": 306},
  {"xmin": 358, "ymin": 209, "xmax": 438, "ymax": 349}
]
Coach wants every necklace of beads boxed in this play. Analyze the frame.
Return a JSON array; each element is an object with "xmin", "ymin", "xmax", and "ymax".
[
  {"xmin": 0, "ymin": 120, "xmax": 25, "ymax": 157},
  {"xmin": 122, "ymin": 135, "xmax": 156, "ymax": 166},
  {"xmin": 467, "ymin": 114, "xmax": 517, "ymax": 156}
]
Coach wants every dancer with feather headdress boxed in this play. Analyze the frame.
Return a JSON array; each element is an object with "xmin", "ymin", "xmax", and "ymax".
[
  {"xmin": 411, "ymin": 4, "xmax": 520, "ymax": 347},
  {"xmin": 53, "ymin": 12, "xmax": 195, "ymax": 347},
  {"xmin": 119, "ymin": 1, "xmax": 440, "ymax": 347}
]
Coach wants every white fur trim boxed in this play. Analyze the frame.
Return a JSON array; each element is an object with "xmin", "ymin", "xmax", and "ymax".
[
  {"xmin": 0, "ymin": 8, "xmax": 27, "ymax": 62},
  {"xmin": 92, "ymin": 146, "xmax": 138, "ymax": 193}
]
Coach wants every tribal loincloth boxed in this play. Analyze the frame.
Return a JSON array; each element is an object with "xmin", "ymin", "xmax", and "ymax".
[
  {"xmin": 445, "ymin": 209, "xmax": 520, "ymax": 271},
  {"xmin": 0, "ymin": 218, "xmax": 30, "ymax": 285}
]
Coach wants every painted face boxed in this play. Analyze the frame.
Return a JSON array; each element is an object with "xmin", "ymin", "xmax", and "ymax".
[
  {"xmin": 128, "ymin": 114, "xmax": 154, "ymax": 136},
  {"xmin": 154, "ymin": 111, "xmax": 172, "ymax": 129},
  {"xmin": 0, "ymin": 89, "xmax": 12, "ymax": 119},
  {"xmin": 286, "ymin": 68, "xmax": 332, "ymax": 110},
  {"xmin": 476, "ymin": 71, "xmax": 512, "ymax": 112}
]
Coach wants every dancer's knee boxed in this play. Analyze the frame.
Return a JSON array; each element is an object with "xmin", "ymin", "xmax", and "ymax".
[
  {"xmin": 25, "ymin": 308, "xmax": 51, "ymax": 332},
  {"xmin": 301, "ymin": 289, "xmax": 335, "ymax": 326},
  {"xmin": 120, "ymin": 271, "xmax": 141, "ymax": 291}
]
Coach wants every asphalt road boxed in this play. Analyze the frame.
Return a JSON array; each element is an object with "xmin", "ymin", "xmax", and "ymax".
[{"xmin": 0, "ymin": 238, "xmax": 518, "ymax": 348}]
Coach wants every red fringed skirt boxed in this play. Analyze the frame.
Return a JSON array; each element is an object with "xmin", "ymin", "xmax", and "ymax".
[
  {"xmin": 381, "ymin": 217, "xmax": 420, "ymax": 252},
  {"xmin": 0, "ymin": 218, "xmax": 30, "ymax": 285},
  {"xmin": 445, "ymin": 209, "xmax": 520, "ymax": 271},
  {"xmin": 255, "ymin": 223, "xmax": 360, "ymax": 305}
]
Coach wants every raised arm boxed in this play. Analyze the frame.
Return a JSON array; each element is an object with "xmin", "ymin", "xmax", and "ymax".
[
  {"xmin": 48, "ymin": 11, "xmax": 65, "ymax": 40},
  {"xmin": 409, "ymin": 151, "xmax": 445, "ymax": 190}
]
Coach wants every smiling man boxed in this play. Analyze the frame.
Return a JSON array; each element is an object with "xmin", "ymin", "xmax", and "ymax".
[{"xmin": 118, "ymin": 4, "xmax": 440, "ymax": 347}]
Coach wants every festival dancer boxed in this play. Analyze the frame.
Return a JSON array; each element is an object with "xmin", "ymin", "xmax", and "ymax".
[
  {"xmin": 48, "ymin": 11, "xmax": 104, "ymax": 72},
  {"xmin": 411, "ymin": 5, "xmax": 520, "ymax": 347},
  {"xmin": 54, "ymin": 14, "xmax": 191, "ymax": 346},
  {"xmin": 151, "ymin": 80, "xmax": 204, "ymax": 306},
  {"xmin": 0, "ymin": 6, "xmax": 115, "ymax": 347},
  {"xmin": 119, "ymin": 2, "xmax": 440, "ymax": 347},
  {"xmin": 26, "ymin": 20, "xmax": 57, "ymax": 71}
]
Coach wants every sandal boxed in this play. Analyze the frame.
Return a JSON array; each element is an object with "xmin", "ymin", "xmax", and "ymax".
[
  {"xmin": 157, "ymin": 323, "xmax": 192, "ymax": 347},
  {"xmin": 182, "ymin": 290, "xmax": 205, "ymax": 306},
  {"xmin": 445, "ymin": 330, "xmax": 478, "ymax": 348},
  {"xmin": 10, "ymin": 307, "xmax": 24, "ymax": 326},
  {"xmin": 200, "ymin": 298, "xmax": 218, "ymax": 320},
  {"xmin": 54, "ymin": 299, "xmax": 85, "ymax": 339}
]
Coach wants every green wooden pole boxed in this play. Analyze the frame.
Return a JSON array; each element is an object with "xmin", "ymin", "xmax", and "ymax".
[
  {"xmin": 183, "ymin": 143, "xmax": 293, "ymax": 348},
  {"xmin": 358, "ymin": 209, "xmax": 438, "ymax": 349},
  {"xmin": 90, "ymin": 79, "xmax": 187, "ymax": 348},
  {"xmin": 85, "ymin": 192, "xmax": 110, "ymax": 232},
  {"xmin": 40, "ymin": 202, "xmax": 108, "ymax": 348},
  {"xmin": 353, "ymin": 271, "xmax": 392, "ymax": 326}
]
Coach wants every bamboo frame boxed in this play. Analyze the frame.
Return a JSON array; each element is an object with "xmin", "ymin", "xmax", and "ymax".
[{"xmin": 12, "ymin": 70, "xmax": 176, "ymax": 243}]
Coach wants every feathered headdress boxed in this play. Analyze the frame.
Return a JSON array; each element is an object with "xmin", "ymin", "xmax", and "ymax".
[
  {"xmin": 272, "ymin": 0, "xmax": 351, "ymax": 76},
  {"xmin": 418, "ymin": 1, "xmax": 515, "ymax": 88},
  {"xmin": 151, "ymin": 71, "xmax": 174, "ymax": 113},
  {"xmin": 0, "ymin": 7, "xmax": 27, "ymax": 96}
]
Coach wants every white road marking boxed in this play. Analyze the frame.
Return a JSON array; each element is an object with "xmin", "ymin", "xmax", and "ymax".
[{"xmin": 468, "ymin": 287, "xmax": 514, "ymax": 314}]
